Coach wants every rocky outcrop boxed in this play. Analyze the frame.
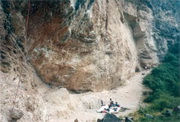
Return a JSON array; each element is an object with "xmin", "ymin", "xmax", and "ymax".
[
  {"xmin": 150, "ymin": 0, "xmax": 180, "ymax": 60},
  {"xmin": 27, "ymin": 0, "xmax": 138, "ymax": 92},
  {"xmin": 0, "ymin": 0, "xmax": 179, "ymax": 92},
  {"xmin": 123, "ymin": 1, "xmax": 159, "ymax": 68}
]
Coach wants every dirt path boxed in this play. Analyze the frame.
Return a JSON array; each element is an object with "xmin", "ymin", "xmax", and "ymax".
[{"xmin": 60, "ymin": 70, "xmax": 151, "ymax": 122}]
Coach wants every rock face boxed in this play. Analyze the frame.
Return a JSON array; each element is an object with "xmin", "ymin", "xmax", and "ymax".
[
  {"xmin": 0, "ymin": 0, "xmax": 179, "ymax": 92},
  {"xmin": 26, "ymin": 0, "xmax": 138, "ymax": 92}
]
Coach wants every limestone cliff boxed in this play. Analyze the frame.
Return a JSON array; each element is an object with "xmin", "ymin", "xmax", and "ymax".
[{"xmin": 0, "ymin": 0, "xmax": 179, "ymax": 92}]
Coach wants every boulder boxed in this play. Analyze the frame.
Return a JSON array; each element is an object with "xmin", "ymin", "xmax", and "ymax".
[
  {"xmin": 97, "ymin": 119, "xmax": 102, "ymax": 122},
  {"xmin": 9, "ymin": 108, "xmax": 23, "ymax": 120},
  {"xmin": 125, "ymin": 117, "xmax": 134, "ymax": 122},
  {"xmin": 173, "ymin": 106, "xmax": 180, "ymax": 113},
  {"xmin": 101, "ymin": 113, "xmax": 121, "ymax": 122},
  {"xmin": 145, "ymin": 114, "xmax": 154, "ymax": 119},
  {"xmin": 74, "ymin": 119, "xmax": 78, "ymax": 122}
]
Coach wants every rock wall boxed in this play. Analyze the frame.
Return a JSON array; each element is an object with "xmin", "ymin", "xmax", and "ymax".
[
  {"xmin": 27, "ymin": 0, "xmax": 138, "ymax": 92},
  {"xmin": 0, "ymin": 0, "xmax": 179, "ymax": 92}
]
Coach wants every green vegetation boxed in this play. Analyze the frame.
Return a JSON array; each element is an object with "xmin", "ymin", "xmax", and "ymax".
[{"xmin": 136, "ymin": 42, "xmax": 180, "ymax": 122}]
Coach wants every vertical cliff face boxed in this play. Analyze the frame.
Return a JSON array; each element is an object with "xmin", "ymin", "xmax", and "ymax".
[
  {"xmin": 0, "ymin": 0, "xmax": 179, "ymax": 92},
  {"xmin": 123, "ymin": 0, "xmax": 159, "ymax": 68},
  {"xmin": 27, "ymin": 0, "xmax": 138, "ymax": 92}
]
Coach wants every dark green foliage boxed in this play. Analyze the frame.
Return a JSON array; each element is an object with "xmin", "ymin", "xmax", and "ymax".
[
  {"xmin": 75, "ymin": 0, "xmax": 85, "ymax": 10},
  {"xmin": 139, "ymin": 114, "xmax": 180, "ymax": 122},
  {"xmin": 137, "ymin": 42, "xmax": 180, "ymax": 121},
  {"xmin": 143, "ymin": 42, "xmax": 180, "ymax": 102},
  {"xmin": 74, "ymin": 0, "xmax": 94, "ymax": 11},
  {"xmin": 1, "ymin": 0, "xmax": 15, "ymax": 34},
  {"xmin": 87, "ymin": 0, "xmax": 94, "ymax": 9},
  {"xmin": 151, "ymin": 94, "xmax": 180, "ymax": 111}
]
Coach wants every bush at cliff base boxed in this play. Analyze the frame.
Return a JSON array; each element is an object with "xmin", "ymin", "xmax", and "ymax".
[{"xmin": 137, "ymin": 42, "xmax": 180, "ymax": 121}]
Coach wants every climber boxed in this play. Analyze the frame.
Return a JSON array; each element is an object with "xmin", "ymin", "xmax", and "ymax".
[
  {"xmin": 101, "ymin": 100, "xmax": 104, "ymax": 106},
  {"xmin": 110, "ymin": 98, "xmax": 112, "ymax": 101},
  {"xmin": 110, "ymin": 100, "xmax": 114, "ymax": 106},
  {"xmin": 115, "ymin": 102, "xmax": 120, "ymax": 107},
  {"xmin": 109, "ymin": 98, "xmax": 114, "ymax": 108}
]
